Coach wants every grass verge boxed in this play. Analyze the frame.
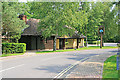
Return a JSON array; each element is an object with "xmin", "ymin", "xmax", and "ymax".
[
  {"xmin": 36, "ymin": 46, "xmax": 118, "ymax": 54},
  {"xmin": 102, "ymin": 55, "xmax": 119, "ymax": 79},
  {"xmin": 0, "ymin": 53, "xmax": 24, "ymax": 57}
]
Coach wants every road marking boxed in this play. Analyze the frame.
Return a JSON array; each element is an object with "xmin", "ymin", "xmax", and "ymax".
[
  {"xmin": 54, "ymin": 57, "xmax": 89, "ymax": 78},
  {"xmin": 0, "ymin": 64, "xmax": 24, "ymax": 72}
]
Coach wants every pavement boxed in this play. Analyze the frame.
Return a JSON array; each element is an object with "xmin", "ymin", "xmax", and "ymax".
[
  {"xmin": 65, "ymin": 53, "xmax": 114, "ymax": 78},
  {"xmin": 0, "ymin": 48, "xmax": 118, "ymax": 78},
  {"xmin": 0, "ymin": 50, "xmax": 37, "ymax": 60}
]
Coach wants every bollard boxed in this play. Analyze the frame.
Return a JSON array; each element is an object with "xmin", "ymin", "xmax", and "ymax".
[{"xmin": 117, "ymin": 53, "xmax": 120, "ymax": 70}]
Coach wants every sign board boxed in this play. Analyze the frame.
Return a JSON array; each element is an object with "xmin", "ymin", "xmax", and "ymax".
[{"xmin": 98, "ymin": 26, "xmax": 105, "ymax": 35}]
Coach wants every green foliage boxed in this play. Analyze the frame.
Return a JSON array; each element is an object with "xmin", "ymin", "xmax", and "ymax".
[
  {"xmin": 65, "ymin": 42, "xmax": 69, "ymax": 45},
  {"xmin": 28, "ymin": 2, "xmax": 82, "ymax": 37},
  {"xmin": 2, "ymin": 43, "xmax": 26, "ymax": 54},
  {"xmin": 29, "ymin": 2, "xmax": 80, "ymax": 51},
  {"xmin": 96, "ymin": 41, "xmax": 100, "ymax": 45},
  {"xmin": 118, "ymin": 44, "xmax": 120, "ymax": 47},
  {"xmin": 86, "ymin": 2, "xmax": 118, "ymax": 42},
  {"xmin": 37, "ymin": 2, "xmax": 78, "ymax": 38},
  {"xmin": 27, "ymin": 2, "xmax": 118, "ymax": 43},
  {"xmin": 8, "ymin": 32, "xmax": 22, "ymax": 43},
  {"xmin": 2, "ymin": 2, "xmax": 29, "ymax": 43}
]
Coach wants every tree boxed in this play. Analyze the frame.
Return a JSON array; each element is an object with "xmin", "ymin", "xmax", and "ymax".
[
  {"xmin": 70, "ymin": 2, "xmax": 118, "ymax": 43},
  {"xmin": 2, "ymin": 2, "xmax": 29, "ymax": 43},
  {"xmin": 28, "ymin": 2, "xmax": 80, "ymax": 51},
  {"xmin": 102, "ymin": 2, "xmax": 118, "ymax": 42},
  {"xmin": 84, "ymin": 2, "xmax": 118, "ymax": 43},
  {"xmin": 27, "ymin": 2, "xmax": 119, "ymax": 51}
]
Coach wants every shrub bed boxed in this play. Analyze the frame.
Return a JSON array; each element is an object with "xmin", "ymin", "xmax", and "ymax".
[
  {"xmin": 2, "ymin": 43, "xmax": 26, "ymax": 54},
  {"xmin": 118, "ymin": 44, "xmax": 120, "ymax": 47}
]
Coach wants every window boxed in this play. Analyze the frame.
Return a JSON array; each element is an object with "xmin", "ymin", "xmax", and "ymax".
[{"xmin": 66, "ymin": 39, "xmax": 67, "ymax": 42}]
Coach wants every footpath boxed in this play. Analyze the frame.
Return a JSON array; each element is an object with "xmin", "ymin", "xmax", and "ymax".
[
  {"xmin": 0, "ymin": 50, "xmax": 36, "ymax": 60},
  {"xmin": 65, "ymin": 52, "xmax": 116, "ymax": 79}
]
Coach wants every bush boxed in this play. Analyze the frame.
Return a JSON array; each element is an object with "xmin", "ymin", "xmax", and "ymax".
[
  {"xmin": 2, "ymin": 43, "xmax": 26, "ymax": 54},
  {"xmin": 65, "ymin": 42, "xmax": 69, "ymax": 45},
  {"xmin": 84, "ymin": 41, "xmax": 88, "ymax": 44},
  {"xmin": 96, "ymin": 41, "xmax": 100, "ymax": 45},
  {"xmin": 117, "ymin": 44, "xmax": 120, "ymax": 47}
]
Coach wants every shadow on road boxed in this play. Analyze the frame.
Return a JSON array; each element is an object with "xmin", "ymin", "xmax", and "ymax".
[
  {"xmin": 34, "ymin": 64, "xmax": 71, "ymax": 73},
  {"xmin": 67, "ymin": 54, "xmax": 97, "ymax": 61},
  {"xmin": 33, "ymin": 54, "xmax": 98, "ymax": 74}
]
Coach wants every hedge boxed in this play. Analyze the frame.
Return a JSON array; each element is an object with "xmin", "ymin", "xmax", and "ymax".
[
  {"xmin": 2, "ymin": 43, "xmax": 26, "ymax": 54},
  {"xmin": 118, "ymin": 44, "xmax": 120, "ymax": 47}
]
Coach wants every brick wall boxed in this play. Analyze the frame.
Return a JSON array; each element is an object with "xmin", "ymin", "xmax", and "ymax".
[{"xmin": 44, "ymin": 40, "xmax": 53, "ymax": 49}]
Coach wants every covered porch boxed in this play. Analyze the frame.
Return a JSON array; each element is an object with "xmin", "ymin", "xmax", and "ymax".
[{"xmin": 56, "ymin": 37, "xmax": 85, "ymax": 50}]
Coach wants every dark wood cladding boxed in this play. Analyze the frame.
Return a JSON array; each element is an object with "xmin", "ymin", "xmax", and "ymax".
[{"xmin": 19, "ymin": 35, "xmax": 53, "ymax": 50}]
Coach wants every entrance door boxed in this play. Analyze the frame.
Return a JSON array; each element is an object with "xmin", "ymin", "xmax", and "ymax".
[
  {"xmin": 19, "ymin": 36, "xmax": 31, "ymax": 50},
  {"xmin": 59, "ymin": 39, "xmax": 64, "ymax": 49}
]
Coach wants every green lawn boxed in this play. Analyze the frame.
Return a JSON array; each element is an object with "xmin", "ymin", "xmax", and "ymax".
[
  {"xmin": 102, "ymin": 55, "xmax": 119, "ymax": 79},
  {"xmin": 36, "ymin": 46, "xmax": 118, "ymax": 54},
  {"xmin": 1, "ymin": 53, "xmax": 24, "ymax": 57}
]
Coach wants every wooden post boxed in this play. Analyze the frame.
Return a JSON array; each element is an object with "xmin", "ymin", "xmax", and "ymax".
[
  {"xmin": 99, "ymin": 26, "xmax": 104, "ymax": 48},
  {"xmin": 63, "ymin": 39, "xmax": 65, "ymax": 50},
  {"xmin": 77, "ymin": 38, "xmax": 79, "ymax": 49},
  {"xmin": 36, "ymin": 36, "xmax": 38, "ymax": 50},
  {"xmin": 100, "ymin": 34, "xmax": 102, "ymax": 48}
]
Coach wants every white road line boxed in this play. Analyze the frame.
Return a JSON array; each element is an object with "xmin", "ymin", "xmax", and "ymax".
[
  {"xmin": 0, "ymin": 64, "xmax": 24, "ymax": 72},
  {"xmin": 54, "ymin": 57, "xmax": 89, "ymax": 78}
]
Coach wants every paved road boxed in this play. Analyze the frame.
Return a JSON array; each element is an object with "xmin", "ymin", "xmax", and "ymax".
[{"xmin": 1, "ymin": 49, "xmax": 118, "ymax": 78}]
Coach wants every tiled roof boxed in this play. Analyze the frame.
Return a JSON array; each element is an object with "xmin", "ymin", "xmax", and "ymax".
[
  {"xmin": 22, "ymin": 19, "xmax": 86, "ymax": 38},
  {"xmin": 22, "ymin": 18, "xmax": 41, "ymax": 35}
]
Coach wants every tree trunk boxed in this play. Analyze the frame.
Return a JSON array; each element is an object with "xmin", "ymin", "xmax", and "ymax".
[
  {"xmin": 100, "ymin": 34, "xmax": 102, "ymax": 48},
  {"xmin": 85, "ymin": 26, "xmax": 88, "ymax": 47},
  {"xmin": 53, "ymin": 36, "xmax": 56, "ymax": 51},
  {"xmin": 85, "ymin": 25, "xmax": 88, "ymax": 47},
  {"xmin": 86, "ymin": 36, "xmax": 88, "ymax": 47}
]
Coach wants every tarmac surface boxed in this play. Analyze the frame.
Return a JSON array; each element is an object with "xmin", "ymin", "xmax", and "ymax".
[{"xmin": 0, "ymin": 48, "xmax": 118, "ymax": 78}]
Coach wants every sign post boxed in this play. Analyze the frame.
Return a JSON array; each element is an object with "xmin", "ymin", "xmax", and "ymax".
[
  {"xmin": 98, "ymin": 26, "xmax": 104, "ymax": 48},
  {"xmin": 100, "ymin": 34, "xmax": 102, "ymax": 48}
]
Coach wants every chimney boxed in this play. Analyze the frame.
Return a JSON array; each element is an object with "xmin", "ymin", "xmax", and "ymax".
[{"xmin": 18, "ymin": 14, "xmax": 27, "ymax": 24}]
